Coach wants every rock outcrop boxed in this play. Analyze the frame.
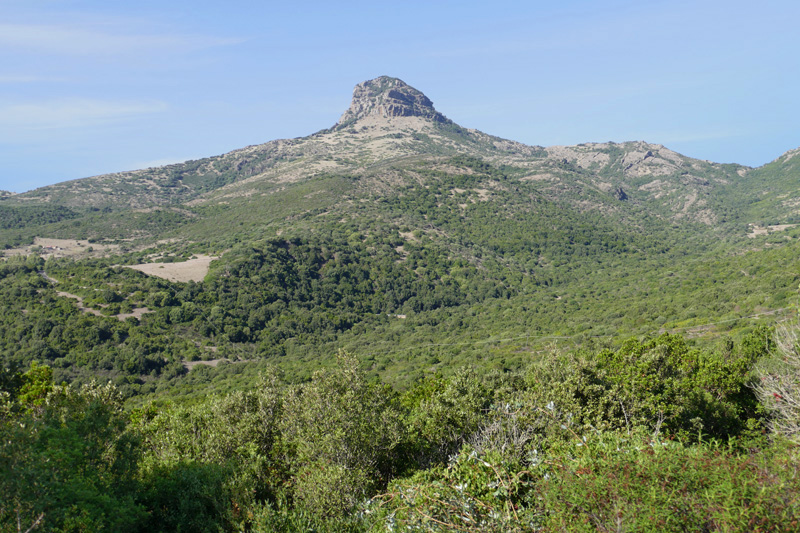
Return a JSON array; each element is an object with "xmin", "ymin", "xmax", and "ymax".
[{"xmin": 336, "ymin": 76, "xmax": 450, "ymax": 126}]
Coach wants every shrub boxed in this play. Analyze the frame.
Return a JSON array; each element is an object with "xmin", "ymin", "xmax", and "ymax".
[
  {"xmin": 524, "ymin": 333, "xmax": 766, "ymax": 440},
  {"xmin": 133, "ymin": 369, "xmax": 286, "ymax": 530},
  {"xmin": 755, "ymin": 323, "xmax": 800, "ymax": 444},
  {"xmin": 403, "ymin": 368, "xmax": 491, "ymax": 468},
  {"xmin": 281, "ymin": 352, "xmax": 404, "ymax": 518},
  {"xmin": 366, "ymin": 447, "xmax": 539, "ymax": 532},
  {"xmin": 0, "ymin": 378, "xmax": 145, "ymax": 532},
  {"xmin": 540, "ymin": 432, "xmax": 800, "ymax": 532}
]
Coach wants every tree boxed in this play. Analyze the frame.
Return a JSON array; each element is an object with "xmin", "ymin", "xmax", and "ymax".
[
  {"xmin": 281, "ymin": 352, "xmax": 403, "ymax": 518},
  {"xmin": 1, "ymin": 372, "xmax": 144, "ymax": 532},
  {"xmin": 133, "ymin": 369, "xmax": 285, "ymax": 531}
]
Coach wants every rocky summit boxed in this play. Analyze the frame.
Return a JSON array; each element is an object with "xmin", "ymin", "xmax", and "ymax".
[{"xmin": 336, "ymin": 75, "xmax": 450, "ymax": 126}]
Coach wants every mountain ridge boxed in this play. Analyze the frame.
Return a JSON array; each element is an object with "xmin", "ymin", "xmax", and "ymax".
[{"xmin": 0, "ymin": 76, "xmax": 796, "ymax": 232}]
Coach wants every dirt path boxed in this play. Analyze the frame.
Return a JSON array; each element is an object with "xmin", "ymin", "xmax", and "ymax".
[
  {"xmin": 39, "ymin": 270, "xmax": 150, "ymax": 321},
  {"xmin": 56, "ymin": 291, "xmax": 104, "ymax": 317},
  {"xmin": 183, "ymin": 358, "xmax": 254, "ymax": 371}
]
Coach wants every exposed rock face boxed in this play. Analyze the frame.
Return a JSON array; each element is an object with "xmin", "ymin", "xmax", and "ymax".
[
  {"xmin": 336, "ymin": 76, "xmax": 449, "ymax": 126},
  {"xmin": 777, "ymin": 147, "xmax": 800, "ymax": 163}
]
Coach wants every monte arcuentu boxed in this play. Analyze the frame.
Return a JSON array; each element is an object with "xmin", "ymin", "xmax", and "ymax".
[{"xmin": 2, "ymin": 77, "xmax": 800, "ymax": 532}]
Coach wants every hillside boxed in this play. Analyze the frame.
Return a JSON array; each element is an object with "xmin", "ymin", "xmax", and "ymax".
[{"xmin": 0, "ymin": 75, "xmax": 799, "ymax": 397}]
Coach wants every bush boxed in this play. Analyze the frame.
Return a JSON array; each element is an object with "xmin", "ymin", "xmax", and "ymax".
[
  {"xmin": 281, "ymin": 352, "xmax": 404, "ymax": 518},
  {"xmin": 755, "ymin": 323, "xmax": 800, "ymax": 444},
  {"xmin": 524, "ymin": 333, "xmax": 766, "ymax": 441},
  {"xmin": 403, "ymin": 368, "xmax": 491, "ymax": 468},
  {"xmin": 133, "ymin": 369, "xmax": 286, "ymax": 530},
  {"xmin": 367, "ymin": 430, "xmax": 800, "ymax": 533},
  {"xmin": 366, "ymin": 447, "xmax": 538, "ymax": 532},
  {"xmin": 138, "ymin": 461, "xmax": 235, "ymax": 532},
  {"xmin": 540, "ymin": 432, "xmax": 800, "ymax": 532},
  {"xmin": 0, "ymin": 378, "xmax": 145, "ymax": 532}
]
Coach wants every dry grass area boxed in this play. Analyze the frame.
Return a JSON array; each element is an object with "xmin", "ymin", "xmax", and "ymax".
[
  {"xmin": 4, "ymin": 237, "xmax": 119, "ymax": 258},
  {"xmin": 183, "ymin": 358, "xmax": 228, "ymax": 370},
  {"xmin": 126, "ymin": 254, "xmax": 217, "ymax": 283},
  {"xmin": 747, "ymin": 224, "xmax": 797, "ymax": 238}
]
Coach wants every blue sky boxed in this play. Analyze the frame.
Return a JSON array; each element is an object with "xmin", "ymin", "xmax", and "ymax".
[{"xmin": 2, "ymin": 0, "xmax": 798, "ymax": 193}]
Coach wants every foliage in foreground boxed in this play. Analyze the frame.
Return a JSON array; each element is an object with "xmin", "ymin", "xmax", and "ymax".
[
  {"xmin": 1, "ymin": 375, "xmax": 143, "ymax": 532},
  {"xmin": 3, "ymin": 328, "xmax": 800, "ymax": 532},
  {"xmin": 755, "ymin": 321, "xmax": 800, "ymax": 444},
  {"xmin": 368, "ymin": 433, "xmax": 800, "ymax": 532}
]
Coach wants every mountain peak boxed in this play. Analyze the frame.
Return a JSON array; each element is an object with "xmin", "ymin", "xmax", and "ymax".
[{"xmin": 336, "ymin": 76, "xmax": 449, "ymax": 127}]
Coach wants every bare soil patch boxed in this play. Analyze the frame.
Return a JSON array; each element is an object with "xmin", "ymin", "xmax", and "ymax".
[
  {"xmin": 747, "ymin": 224, "xmax": 797, "ymax": 238},
  {"xmin": 183, "ymin": 357, "xmax": 252, "ymax": 371},
  {"xmin": 115, "ymin": 307, "xmax": 152, "ymax": 320},
  {"xmin": 183, "ymin": 358, "xmax": 228, "ymax": 370},
  {"xmin": 56, "ymin": 291, "xmax": 104, "ymax": 317},
  {"xmin": 3, "ymin": 237, "xmax": 119, "ymax": 258},
  {"xmin": 399, "ymin": 231, "xmax": 418, "ymax": 242},
  {"xmin": 126, "ymin": 254, "xmax": 217, "ymax": 283}
]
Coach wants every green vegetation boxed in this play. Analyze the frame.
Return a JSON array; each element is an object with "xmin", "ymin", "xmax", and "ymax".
[
  {"xmin": 2, "ymin": 153, "xmax": 800, "ymax": 399},
  {"xmin": 3, "ymin": 87, "xmax": 800, "ymax": 528},
  {"xmin": 0, "ymin": 205, "xmax": 80, "ymax": 230},
  {"xmin": 4, "ymin": 331, "xmax": 799, "ymax": 531}
]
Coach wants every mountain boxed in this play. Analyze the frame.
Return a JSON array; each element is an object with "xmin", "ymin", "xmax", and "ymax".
[
  {"xmin": 1, "ymin": 76, "xmax": 799, "ymax": 397},
  {"xmin": 5, "ymin": 76, "xmax": 800, "ymax": 533},
  {"xmin": 6, "ymin": 76, "xmax": 757, "ymax": 227},
  {"xmin": 725, "ymin": 147, "xmax": 800, "ymax": 225}
]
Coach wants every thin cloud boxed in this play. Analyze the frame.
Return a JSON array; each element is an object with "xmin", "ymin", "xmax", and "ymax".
[
  {"xmin": 0, "ymin": 98, "xmax": 168, "ymax": 131},
  {"xmin": 0, "ymin": 75, "xmax": 63, "ymax": 83},
  {"xmin": 0, "ymin": 23, "xmax": 242, "ymax": 56}
]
